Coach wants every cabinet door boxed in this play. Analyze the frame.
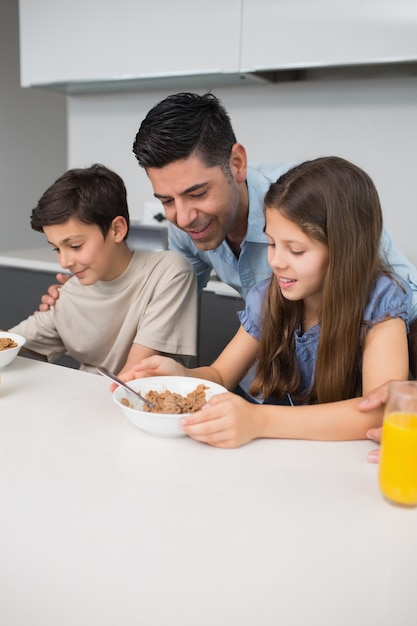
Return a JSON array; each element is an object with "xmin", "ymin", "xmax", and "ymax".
[
  {"xmin": 19, "ymin": 0, "xmax": 241, "ymax": 88},
  {"xmin": 241, "ymin": 0, "xmax": 417, "ymax": 72},
  {"xmin": 197, "ymin": 291, "xmax": 244, "ymax": 366}
]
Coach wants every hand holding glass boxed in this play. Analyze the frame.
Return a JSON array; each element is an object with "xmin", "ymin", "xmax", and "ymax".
[{"xmin": 378, "ymin": 381, "xmax": 417, "ymax": 506}]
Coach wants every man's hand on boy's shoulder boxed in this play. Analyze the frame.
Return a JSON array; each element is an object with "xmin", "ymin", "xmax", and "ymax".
[{"xmin": 34, "ymin": 273, "xmax": 71, "ymax": 314}]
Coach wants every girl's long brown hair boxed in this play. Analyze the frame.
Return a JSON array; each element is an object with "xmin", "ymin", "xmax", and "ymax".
[{"xmin": 250, "ymin": 156, "xmax": 390, "ymax": 404}]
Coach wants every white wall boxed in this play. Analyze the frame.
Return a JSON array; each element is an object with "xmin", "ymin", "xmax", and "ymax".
[
  {"xmin": 67, "ymin": 73, "xmax": 417, "ymax": 266},
  {"xmin": 0, "ymin": 0, "xmax": 66, "ymax": 252}
]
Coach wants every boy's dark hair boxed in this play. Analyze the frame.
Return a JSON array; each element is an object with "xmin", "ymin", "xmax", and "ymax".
[
  {"xmin": 30, "ymin": 164, "xmax": 130, "ymax": 240},
  {"xmin": 132, "ymin": 92, "xmax": 237, "ymax": 177}
]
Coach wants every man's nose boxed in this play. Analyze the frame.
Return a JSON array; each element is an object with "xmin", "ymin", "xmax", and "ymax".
[{"xmin": 174, "ymin": 199, "xmax": 196, "ymax": 229}]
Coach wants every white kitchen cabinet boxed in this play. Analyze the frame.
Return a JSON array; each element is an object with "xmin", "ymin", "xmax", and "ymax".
[
  {"xmin": 240, "ymin": 0, "xmax": 417, "ymax": 72},
  {"xmin": 18, "ymin": 0, "xmax": 242, "ymax": 90},
  {"xmin": 19, "ymin": 0, "xmax": 417, "ymax": 92}
]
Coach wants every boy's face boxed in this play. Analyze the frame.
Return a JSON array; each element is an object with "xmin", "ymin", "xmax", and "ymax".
[{"xmin": 43, "ymin": 217, "xmax": 125, "ymax": 284}]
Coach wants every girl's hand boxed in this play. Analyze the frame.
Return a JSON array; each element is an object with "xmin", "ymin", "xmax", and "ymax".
[
  {"xmin": 113, "ymin": 356, "xmax": 186, "ymax": 388},
  {"xmin": 181, "ymin": 392, "xmax": 260, "ymax": 448}
]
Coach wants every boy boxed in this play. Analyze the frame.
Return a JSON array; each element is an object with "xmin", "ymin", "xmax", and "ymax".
[{"xmin": 9, "ymin": 164, "xmax": 197, "ymax": 375}]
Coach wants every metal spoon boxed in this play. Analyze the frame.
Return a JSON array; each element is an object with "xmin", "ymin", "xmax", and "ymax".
[{"xmin": 97, "ymin": 366, "xmax": 155, "ymax": 410}]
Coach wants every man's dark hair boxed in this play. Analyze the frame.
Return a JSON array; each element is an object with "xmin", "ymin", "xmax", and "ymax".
[
  {"xmin": 31, "ymin": 164, "xmax": 130, "ymax": 240},
  {"xmin": 133, "ymin": 92, "xmax": 237, "ymax": 176}
]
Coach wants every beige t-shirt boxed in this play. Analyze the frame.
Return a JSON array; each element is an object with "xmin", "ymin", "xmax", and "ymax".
[{"xmin": 10, "ymin": 249, "xmax": 197, "ymax": 373}]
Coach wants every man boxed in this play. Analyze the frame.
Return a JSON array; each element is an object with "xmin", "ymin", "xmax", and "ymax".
[
  {"xmin": 38, "ymin": 92, "xmax": 417, "ymax": 374},
  {"xmin": 132, "ymin": 92, "xmax": 297, "ymax": 299}
]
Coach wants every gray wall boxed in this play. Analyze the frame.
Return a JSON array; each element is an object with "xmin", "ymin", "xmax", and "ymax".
[
  {"xmin": 67, "ymin": 72, "xmax": 417, "ymax": 267},
  {"xmin": 0, "ymin": 0, "xmax": 66, "ymax": 252},
  {"xmin": 3, "ymin": 0, "xmax": 417, "ymax": 270}
]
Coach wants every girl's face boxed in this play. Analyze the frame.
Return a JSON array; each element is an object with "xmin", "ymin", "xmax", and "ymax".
[
  {"xmin": 265, "ymin": 208, "xmax": 329, "ymax": 312},
  {"xmin": 43, "ymin": 217, "xmax": 127, "ymax": 284}
]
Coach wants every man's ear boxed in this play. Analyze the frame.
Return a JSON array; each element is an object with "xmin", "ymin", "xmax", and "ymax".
[
  {"xmin": 230, "ymin": 143, "xmax": 248, "ymax": 183},
  {"xmin": 111, "ymin": 216, "xmax": 128, "ymax": 242}
]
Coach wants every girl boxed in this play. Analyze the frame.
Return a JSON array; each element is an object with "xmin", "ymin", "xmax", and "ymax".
[{"xmin": 121, "ymin": 157, "xmax": 411, "ymax": 448}]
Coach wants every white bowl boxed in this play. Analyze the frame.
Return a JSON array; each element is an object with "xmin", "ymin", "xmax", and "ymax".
[
  {"xmin": 0, "ymin": 331, "xmax": 26, "ymax": 368},
  {"xmin": 112, "ymin": 376, "xmax": 227, "ymax": 437}
]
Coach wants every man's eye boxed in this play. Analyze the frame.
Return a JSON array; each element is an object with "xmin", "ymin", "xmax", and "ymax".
[
  {"xmin": 161, "ymin": 199, "xmax": 173, "ymax": 206},
  {"xmin": 190, "ymin": 191, "xmax": 206, "ymax": 199},
  {"xmin": 71, "ymin": 245, "xmax": 82, "ymax": 250}
]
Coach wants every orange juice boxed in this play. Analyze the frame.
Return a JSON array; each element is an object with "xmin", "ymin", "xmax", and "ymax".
[{"xmin": 378, "ymin": 411, "xmax": 417, "ymax": 506}]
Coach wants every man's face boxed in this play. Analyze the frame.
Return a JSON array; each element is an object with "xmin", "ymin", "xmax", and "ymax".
[{"xmin": 147, "ymin": 151, "xmax": 246, "ymax": 251}]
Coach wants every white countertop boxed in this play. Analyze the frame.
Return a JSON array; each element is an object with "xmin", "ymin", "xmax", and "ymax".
[
  {"xmin": 0, "ymin": 246, "xmax": 241, "ymax": 297},
  {"xmin": 1, "ymin": 357, "xmax": 416, "ymax": 626}
]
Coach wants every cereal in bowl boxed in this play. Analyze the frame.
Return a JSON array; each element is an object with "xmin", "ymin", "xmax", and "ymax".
[
  {"xmin": 121, "ymin": 383, "xmax": 208, "ymax": 414},
  {"xmin": 0, "ymin": 337, "xmax": 18, "ymax": 351}
]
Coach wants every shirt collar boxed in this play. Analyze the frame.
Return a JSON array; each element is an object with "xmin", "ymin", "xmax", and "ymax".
[{"xmin": 244, "ymin": 166, "xmax": 271, "ymax": 244}]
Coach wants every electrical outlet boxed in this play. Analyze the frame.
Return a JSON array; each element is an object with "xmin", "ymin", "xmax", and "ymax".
[{"xmin": 142, "ymin": 201, "xmax": 165, "ymax": 225}]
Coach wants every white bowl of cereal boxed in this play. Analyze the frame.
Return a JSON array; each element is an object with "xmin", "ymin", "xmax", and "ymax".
[
  {"xmin": 0, "ymin": 331, "xmax": 26, "ymax": 368},
  {"xmin": 112, "ymin": 376, "xmax": 227, "ymax": 437}
]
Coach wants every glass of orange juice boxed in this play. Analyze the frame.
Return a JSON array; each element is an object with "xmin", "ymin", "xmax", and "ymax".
[{"xmin": 378, "ymin": 381, "xmax": 417, "ymax": 506}]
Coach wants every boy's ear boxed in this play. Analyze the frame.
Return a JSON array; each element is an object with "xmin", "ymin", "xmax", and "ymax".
[{"xmin": 111, "ymin": 216, "xmax": 128, "ymax": 242}]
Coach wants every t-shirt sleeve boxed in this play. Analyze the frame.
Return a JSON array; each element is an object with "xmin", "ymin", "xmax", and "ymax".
[
  {"xmin": 364, "ymin": 274, "xmax": 412, "ymax": 332},
  {"xmin": 9, "ymin": 311, "xmax": 67, "ymax": 362},
  {"xmin": 133, "ymin": 252, "xmax": 198, "ymax": 357},
  {"xmin": 237, "ymin": 279, "xmax": 270, "ymax": 340}
]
